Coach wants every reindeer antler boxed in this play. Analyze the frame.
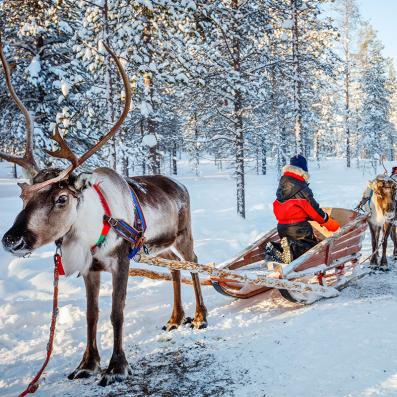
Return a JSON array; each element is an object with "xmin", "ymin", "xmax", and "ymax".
[
  {"xmin": 0, "ymin": 41, "xmax": 40, "ymax": 177},
  {"xmin": 45, "ymin": 125, "xmax": 78, "ymax": 167},
  {"xmin": 18, "ymin": 42, "xmax": 132, "ymax": 201}
]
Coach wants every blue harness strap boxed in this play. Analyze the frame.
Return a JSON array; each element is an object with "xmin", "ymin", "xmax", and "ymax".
[
  {"xmin": 128, "ymin": 187, "xmax": 146, "ymax": 259},
  {"xmin": 102, "ymin": 187, "xmax": 147, "ymax": 260}
]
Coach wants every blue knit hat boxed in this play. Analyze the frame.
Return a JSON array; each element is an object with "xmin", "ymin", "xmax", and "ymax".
[{"xmin": 290, "ymin": 154, "xmax": 308, "ymax": 172}]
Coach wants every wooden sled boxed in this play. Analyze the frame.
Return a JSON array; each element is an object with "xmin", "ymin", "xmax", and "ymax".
[{"xmin": 210, "ymin": 208, "xmax": 369, "ymax": 303}]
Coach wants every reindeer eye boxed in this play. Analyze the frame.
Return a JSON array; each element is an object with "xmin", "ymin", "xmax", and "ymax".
[{"xmin": 56, "ymin": 194, "xmax": 69, "ymax": 205}]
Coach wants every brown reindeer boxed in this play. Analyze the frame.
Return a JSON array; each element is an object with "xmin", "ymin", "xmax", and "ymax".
[
  {"xmin": 364, "ymin": 176, "xmax": 397, "ymax": 270},
  {"xmin": 0, "ymin": 42, "xmax": 207, "ymax": 387}
]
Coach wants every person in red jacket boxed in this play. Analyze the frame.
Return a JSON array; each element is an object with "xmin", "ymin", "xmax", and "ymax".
[{"xmin": 273, "ymin": 155, "xmax": 340, "ymax": 260}]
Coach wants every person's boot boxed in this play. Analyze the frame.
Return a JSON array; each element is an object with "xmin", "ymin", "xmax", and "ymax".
[
  {"xmin": 280, "ymin": 237, "xmax": 292, "ymax": 264},
  {"xmin": 264, "ymin": 242, "xmax": 282, "ymax": 262}
]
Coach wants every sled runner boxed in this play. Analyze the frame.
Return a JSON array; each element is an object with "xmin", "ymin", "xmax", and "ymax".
[{"xmin": 210, "ymin": 208, "xmax": 369, "ymax": 303}]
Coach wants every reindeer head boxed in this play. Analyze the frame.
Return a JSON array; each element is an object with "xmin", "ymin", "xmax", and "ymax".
[
  {"xmin": 1, "ymin": 42, "xmax": 131, "ymax": 257},
  {"xmin": 370, "ymin": 175, "xmax": 397, "ymax": 221},
  {"xmin": 2, "ymin": 170, "xmax": 81, "ymax": 256}
]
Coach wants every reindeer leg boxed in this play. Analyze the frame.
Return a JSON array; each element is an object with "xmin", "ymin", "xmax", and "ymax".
[
  {"xmin": 190, "ymin": 270, "xmax": 208, "ymax": 329},
  {"xmin": 173, "ymin": 238, "xmax": 208, "ymax": 330},
  {"xmin": 68, "ymin": 271, "xmax": 101, "ymax": 380},
  {"xmin": 391, "ymin": 224, "xmax": 397, "ymax": 259},
  {"xmin": 369, "ymin": 224, "xmax": 380, "ymax": 268},
  {"xmin": 380, "ymin": 223, "xmax": 392, "ymax": 271},
  {"xmin": 163, "ymin": 269, "xmax": 186, "ymax": 331},
  {"xmin": 99, "ymin": 256, "xmax": 131, "ymax": 387}
]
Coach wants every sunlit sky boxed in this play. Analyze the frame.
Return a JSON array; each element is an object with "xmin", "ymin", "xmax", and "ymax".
[{"xmin": 359, "ymin": 0, "xmax": 397, "ymax": 69}]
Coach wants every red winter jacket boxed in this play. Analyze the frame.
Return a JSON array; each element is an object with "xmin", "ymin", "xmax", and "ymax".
[{"xmin": 273, "ymin": 166, "xmax": 329, "ymax": 225}]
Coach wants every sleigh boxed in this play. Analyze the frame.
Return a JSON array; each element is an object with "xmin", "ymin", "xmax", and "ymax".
[
  {"xmin": 135, "ymin": 208, "xmax": 369, "ymax": 304},
  {"xmin": 210, "ymin": 208, "xmax": 369, "ymax": 303}
]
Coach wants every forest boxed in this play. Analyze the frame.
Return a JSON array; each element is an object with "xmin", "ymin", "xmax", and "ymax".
[{"xmin": 0, "ymin": 0, "xmax": 395, "ymax": 217}]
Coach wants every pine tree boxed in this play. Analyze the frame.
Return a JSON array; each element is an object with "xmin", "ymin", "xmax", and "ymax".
[
  {"xmin": 358, "ymin": 23, "xmax": 391, "ymax": 172},
  {"xmin": 335, "ymin": 0, "xmax": 360, "ymax": 168},
  {"xmin": 0, "ymin": 0, "xmax": 87, "ymax": 168}
]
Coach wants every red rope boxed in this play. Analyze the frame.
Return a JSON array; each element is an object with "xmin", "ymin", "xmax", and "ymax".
[
  {"xmin": 19, "ymin": 253, "xmax": 61, "ymax": 397},
  {"xmin": 91, "ymin": 183, "xmax": 112, "ymax": 252},
  {"xmin": 92, "ymin": 183, "xmax": 111, "ymax": 216}
]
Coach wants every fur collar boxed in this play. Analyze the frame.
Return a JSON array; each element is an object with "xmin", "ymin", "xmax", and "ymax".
[{"xmin": 282, "ymin": 165, "xmax": 310, "ymax": 182}]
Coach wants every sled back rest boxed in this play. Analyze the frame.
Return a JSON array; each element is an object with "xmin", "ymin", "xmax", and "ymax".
[
  {"xmin": 310, "ymin": 208, "xmax": 357, "ymax": 241},
  {"xmin": 224, "ymin": 229, "xmax": 280, "ymax": 270},
  {"xmin": 292, "ymin": 210, "xmax": 367, "ymax": 272}
]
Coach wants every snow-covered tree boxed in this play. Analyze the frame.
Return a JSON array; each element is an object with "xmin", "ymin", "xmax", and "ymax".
[
  {"xmin": 357, "ymin": 23, "xmax": 391, "ymax": 172},
  {"xmin": 334, "ymin": 0, "xmax": 360, "ymax": 167}
]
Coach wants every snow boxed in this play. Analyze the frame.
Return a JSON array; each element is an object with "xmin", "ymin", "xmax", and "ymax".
[
  {"xmin": 141, "ymin": 133, "xmax": 157, "ymax": 148},
  {"xmin": 1, "ymin": 159, "xmax": 397, "ymax": 397},
  {"xmin": 281, "ymin": 19, "xmax": 294, "ymax": 29},
  {"xmin": 27, "ymin": 56, "xmax": 41, "ymax": 79},
  {"xmin": 140, "ymin": 101, "xmax": 153, "ymax": 117},
  {"xmin": 61, "ymin": 80, "xmax": 70, "ymax": 97}
]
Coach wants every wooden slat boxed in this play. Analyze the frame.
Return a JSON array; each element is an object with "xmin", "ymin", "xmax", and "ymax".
[
  {"xmin": 330, "ymin": 247, "xmax": 360, "ymax": 262},
  {"xmin": 294, "ymin": 252, "xmax": 327, "ymax": 272},
  {"xmin": 332, "ymin": 236, "xmax": 362, "ymax": 252}
]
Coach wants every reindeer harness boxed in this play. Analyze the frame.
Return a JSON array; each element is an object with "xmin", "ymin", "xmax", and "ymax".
[{"xmin": 90, "ymin": 183, "xmax": 147, "ymax": 259}]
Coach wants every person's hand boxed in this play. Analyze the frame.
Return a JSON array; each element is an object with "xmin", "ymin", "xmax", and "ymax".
[{"xmin": 323, "ymin": 217, "xmax": 340, "ymax": 232}]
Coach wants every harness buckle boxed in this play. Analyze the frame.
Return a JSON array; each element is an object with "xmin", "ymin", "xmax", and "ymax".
[{"xmin": 106, "ymin": 216, "xmax": 119, "ymax": 228}]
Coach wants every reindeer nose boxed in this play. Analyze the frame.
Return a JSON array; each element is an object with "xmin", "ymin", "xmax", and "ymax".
[{"xmin": 2, "ymin": 232, "xmax": 28, "ymax": 254}]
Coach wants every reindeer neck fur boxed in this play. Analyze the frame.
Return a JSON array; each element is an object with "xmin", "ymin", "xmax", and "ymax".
[
  {"xmin": 369, "ymin": 195, "xmax": 388, "ymax": 227},
  {"xmin": 61, "ymin": 168, "xmax": 135, "ymax": 276}
]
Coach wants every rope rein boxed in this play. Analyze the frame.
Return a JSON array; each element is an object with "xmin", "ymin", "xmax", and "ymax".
[{"xmin": 19, "ymin": 244, "xmax": 62, "ymax": 397}]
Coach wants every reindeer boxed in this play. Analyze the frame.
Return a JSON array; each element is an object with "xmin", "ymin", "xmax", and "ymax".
[
  {"xmin": 0, "ymin": 42, "xmax": 207, "ymax": 387},
  {"xmin": 363, "ymin": 176, "xmax": 397, "ymax": 270}
]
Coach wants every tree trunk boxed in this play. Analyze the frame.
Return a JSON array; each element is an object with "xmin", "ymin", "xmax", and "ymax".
[
  {"xmin": 140, "ymin": 118, "xmax": 146, "ymax": 175},
  {"xmin": 291, "ymin": 0, "xmax": 303, "ymax": 155},
  {"xmin": 233, "ymin": 0, "xmax": 245, "ymax": 218},
  {"xmin": 172, "ymin": 142, "xmax": 177, "ymax": 175},
  {"xmin": 345, "ymin": 48, "xmax": 351, "ymax": 167},
  {"xmin": 261, "ymin": 134, "xmax": 266, "ymax": 175},
  {"xmin": 103, "ymin": 0, "xmax": 117, "ymax": 170},
  {"xmin": 143, "ymin": 7, "xmax": 160, "ymax": 175},
  {"xmin": 194, "ymin": 111, "xmax": 200, "ymax": 176}
]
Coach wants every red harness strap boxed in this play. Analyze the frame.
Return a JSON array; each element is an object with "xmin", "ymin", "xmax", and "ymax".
[{"xmin": 91, "ymin": 183, "xmax": 112, "ymax": 252}]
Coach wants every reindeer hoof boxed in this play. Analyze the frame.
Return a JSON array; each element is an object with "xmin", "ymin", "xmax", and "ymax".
[
  {"xmin": 162, "ymin": 323, "xmax": 178, "ymax": 331},
  {"xmin": 191, "ymin": 319, "xmax": 208, "ymax": 329},
  {"xmin": 162, "ymin": 316, "xmax": 190, "ymax": 331},
  {"xmin": 68, "ymin": 367, "xmax": 99, "ymax": 380},
  {"xmin": 98, "ymin": 373, "xmax": 128, "ymax": 387},
  {"xmin": 369, "ymin": 262, "xmax": 379, "ymax": 270},
  {"xmin": 99, "ymin": 358, "xmax": 131, "ymax": 387}
]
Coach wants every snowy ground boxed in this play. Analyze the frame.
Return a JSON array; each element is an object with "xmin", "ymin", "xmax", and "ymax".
[{"xmin": 1, "ymin": 159, "xmax": 397, "ymax": 397}]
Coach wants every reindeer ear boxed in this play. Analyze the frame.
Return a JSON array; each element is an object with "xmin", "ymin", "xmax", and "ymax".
[{"xmin": 74, "ymin": 172, "xmax": 94, "ymax": 192}]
